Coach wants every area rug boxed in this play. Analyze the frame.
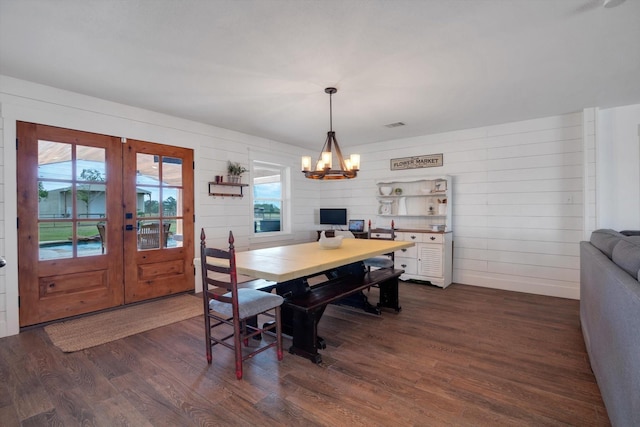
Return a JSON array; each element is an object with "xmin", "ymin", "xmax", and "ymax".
[{"xmin": 45, "ymin": 294, "xmax": 203, "ymax": 352}]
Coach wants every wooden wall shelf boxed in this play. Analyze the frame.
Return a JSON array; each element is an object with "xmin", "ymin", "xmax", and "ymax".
[{"xmin": 208, "ymin": 182, "xmax": 249, "ymax": 198}]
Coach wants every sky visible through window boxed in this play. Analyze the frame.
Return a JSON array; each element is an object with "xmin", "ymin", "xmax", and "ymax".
[{"xmin": 254, "ymin": 182, "xmax": 281, "ymax": 200}]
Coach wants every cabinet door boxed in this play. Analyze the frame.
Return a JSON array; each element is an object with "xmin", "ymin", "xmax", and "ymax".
[{"xmin": 418, "ymin": 243, "xmax": 443, "ymax": 277}]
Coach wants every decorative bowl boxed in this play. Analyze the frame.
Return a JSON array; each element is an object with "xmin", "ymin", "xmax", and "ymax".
[
  {"xmin": 380, "ymin": 186, "xmax": 393, "ymax": 196},
  {"xmin": 318, "ymin": 231, "xmax": 344, "ymax": 249}
]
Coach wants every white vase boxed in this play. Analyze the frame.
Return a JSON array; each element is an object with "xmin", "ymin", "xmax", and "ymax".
[{"xmin": 398, "ymin": 197, "xmax": 407, "ymax": 215}]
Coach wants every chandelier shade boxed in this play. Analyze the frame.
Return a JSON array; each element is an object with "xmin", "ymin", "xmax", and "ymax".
[{"xmin": 302, "ymin": 87, "xmax": 359, "ymax": 180}]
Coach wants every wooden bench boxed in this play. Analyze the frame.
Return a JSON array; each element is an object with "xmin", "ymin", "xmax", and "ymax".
[
  {"xmin": 282, "ymin": 267, "xmax": 404, "ymax": 363},
  {"xmin": 285, "ymin": 268, "xmax": 403, "ymax": 312}
]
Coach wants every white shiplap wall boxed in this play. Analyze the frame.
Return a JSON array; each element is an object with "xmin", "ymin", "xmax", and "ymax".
[
  {"xmin": 0, "ymin": 112, "xmax": 5, "ymax": 337},
  {"xmin": 348, "ymin": 113, "xmax": 585, "ymax": 299},
  {"xmin": 583, "ymin": 107, "xmax": 597, "ymax": 238},
  {"xmin": 596, "ymin": 104, "xmax": 640, "ymax": 230}
]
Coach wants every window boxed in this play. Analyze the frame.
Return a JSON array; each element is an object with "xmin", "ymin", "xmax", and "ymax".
[{"xmin": 252, "ymin": 160, "xmax": 289, "ymax": 234}]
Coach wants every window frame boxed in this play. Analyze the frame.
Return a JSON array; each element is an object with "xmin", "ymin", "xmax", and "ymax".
[{"xmin": 251, "ymin": 159, "xmax": 290, "ymax": 236}]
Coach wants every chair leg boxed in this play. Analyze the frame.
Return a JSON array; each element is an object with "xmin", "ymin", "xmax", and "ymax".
[
  {"xmin": 233, "ymin": 316, "xmax": 243, "ymax": 380},
  {"xmin": 204, "ymin": 313, "xmax": 212, "ymax": 364},
  {"xmin": 275, "ymin": 306, "xmax": 283, "ymax": 361}
]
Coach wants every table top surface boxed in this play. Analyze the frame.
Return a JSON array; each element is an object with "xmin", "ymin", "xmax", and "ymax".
[{"xmin": 235, "ymin": 238, "xmax": 414, "ymax": 283}]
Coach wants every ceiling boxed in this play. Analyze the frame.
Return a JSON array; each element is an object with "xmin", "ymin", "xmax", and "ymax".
[{"xmin": 1, "ymin": 0, "xmax": 639, "ymax": 150}]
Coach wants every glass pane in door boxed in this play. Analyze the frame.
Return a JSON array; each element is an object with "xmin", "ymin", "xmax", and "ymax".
[
  {"xmin": 39, "ymin": 222, "xmax": 73, "ymax": 260},
  {"xmin": 162, "ymin": 157, "xmax": 183, "ymax": 186},
  {"xmin": 134, "ymin": 154, "xmax": 185, "ymax": 251},
  {"xmin": 37, "ymin": 141, "xmax": 108, "ymax": 260},
  {"xmin": 38, "ymin": 141, "xmax": 71, "ymax": 179}
]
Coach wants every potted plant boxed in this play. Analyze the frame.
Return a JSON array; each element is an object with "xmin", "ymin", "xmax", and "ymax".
[{"xmin": 227, "ymin": 161, "xmax": 247, "ymax": 184}]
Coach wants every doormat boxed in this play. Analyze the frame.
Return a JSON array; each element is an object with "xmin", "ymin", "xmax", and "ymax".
[{"xmin": 44, "ymin": 294, "xmax": 202, "ymax": 352}]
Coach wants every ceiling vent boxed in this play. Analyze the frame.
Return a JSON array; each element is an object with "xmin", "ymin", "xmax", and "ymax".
[{"xmin": 384, "ymin": 122, "xmax": 405, "ymax": 128}]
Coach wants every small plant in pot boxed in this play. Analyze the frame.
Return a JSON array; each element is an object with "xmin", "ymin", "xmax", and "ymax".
[{"xmin": 227, "ymin": 161, "xmax": 247, "ymax": 184}]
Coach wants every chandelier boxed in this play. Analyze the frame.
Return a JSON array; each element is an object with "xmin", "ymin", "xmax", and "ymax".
[{"xmin": 301, "ymin": 87, "xmax": 360, "ymax": 180}]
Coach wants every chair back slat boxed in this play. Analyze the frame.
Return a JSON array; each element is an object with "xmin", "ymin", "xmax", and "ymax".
[
  {"xmin": 200, "ymin": 229, "xmax": 239, "ymax": 306},
  {"xmin": 368, "ymin": 219, "xmax": 396, "ymax": 241}
]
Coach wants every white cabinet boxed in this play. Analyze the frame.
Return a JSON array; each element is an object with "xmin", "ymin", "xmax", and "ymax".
[
  {"xmin": 375, "ymin": 176, "xmax": 453, "ymax": 288},
  {"xmin": 394, "ymin": 231, "xmax": 453, "ymax": 288}
]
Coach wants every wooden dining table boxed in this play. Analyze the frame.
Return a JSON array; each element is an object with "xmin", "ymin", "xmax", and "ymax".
[
  {"xmin": 234, "ymin": 237, "xmax": 414, "ymax": 362},
  {"xmin": 234, "ymin": 238, "xmax": 413, "ymax": 283}
]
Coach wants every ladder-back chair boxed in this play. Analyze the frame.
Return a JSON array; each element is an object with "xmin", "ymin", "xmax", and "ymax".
[
  {"xmin": 364, "ymin": 219, "xmax": 396, "ymax": 271},
  {"xmin": 200, "ymin": 228, "xmax": 284, "ymax": 380}
]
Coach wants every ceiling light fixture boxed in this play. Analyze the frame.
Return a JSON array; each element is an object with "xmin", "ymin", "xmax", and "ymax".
[
  {"xmin": 603, "ymin": 0, "xmax": 625, "ymax": 8},
  {"xmin": 301, "ymin": 87, "xmax": 360, "ymax": 180}
]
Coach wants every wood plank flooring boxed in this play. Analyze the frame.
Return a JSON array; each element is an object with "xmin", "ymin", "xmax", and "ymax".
[{"xmin": 0, "ymin": 283, "xmax": 610, "ymax": 426}]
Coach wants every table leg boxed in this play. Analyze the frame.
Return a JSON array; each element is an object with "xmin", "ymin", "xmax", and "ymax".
[{"xmin": 288, "ymin": 307, "xmax": 326, "ymax": 364}]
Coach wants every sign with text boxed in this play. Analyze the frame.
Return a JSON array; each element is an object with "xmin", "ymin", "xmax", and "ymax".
[{"xmin": 390, "ymin": 154, "xmax": 443, "ymax": 170}]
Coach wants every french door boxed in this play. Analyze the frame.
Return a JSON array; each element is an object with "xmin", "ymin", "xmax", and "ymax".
[
  {"xmin": 122, "ymin": 139, "xmax": 194, "ymax": 303},
  {"xmin": 17, "ymin": 122, "xmax": 194, "ymax": 327}
]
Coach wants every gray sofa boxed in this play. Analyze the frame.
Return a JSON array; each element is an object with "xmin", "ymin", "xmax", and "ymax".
[{"xmin": 580, "ymin": 229, "xmax": 640, "ymax": 426}]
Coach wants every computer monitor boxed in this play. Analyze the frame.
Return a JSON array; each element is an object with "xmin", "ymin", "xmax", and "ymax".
[{"xmin": 319, "ymin": 208, "xmax": 347, "ymax": 226}]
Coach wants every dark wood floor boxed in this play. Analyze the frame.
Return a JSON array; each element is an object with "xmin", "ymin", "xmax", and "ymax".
[{"xmin": 0, "ymin": 282, "xmax": 610, "ymax": 426}]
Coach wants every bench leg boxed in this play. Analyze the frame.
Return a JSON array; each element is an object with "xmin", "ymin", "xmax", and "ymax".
[
  {"xmin": 378, "ymin": 277, "xmax": 401, "ymax": 312},
  {"xmin": 288, "ymin": 307, "xmax": 325, "ymax": 364}
]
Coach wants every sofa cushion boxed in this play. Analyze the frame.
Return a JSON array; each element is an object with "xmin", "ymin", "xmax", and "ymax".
[
  {"xmin": 590, "ymin": 229, "xmax": 624, "ymax": 259},
  {"xmin": 612, "ymin": 237, "xmax": 640, "ymax": 280}
]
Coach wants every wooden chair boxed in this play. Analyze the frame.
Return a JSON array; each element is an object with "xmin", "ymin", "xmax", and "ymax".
[
  {"xmin": 138, "ymin": 223, "xmax": 160, "ymax": 249},
  {"xmin": 137, "ymin": 222, "xmax": 172, "ymax": 249},
  {"xmin": 364, "ymin": 219, "xmax": 396, "ymax": 271},
  {"xmin": 96, "ymin": 223, "xmax": 106, "ymax": 254},
  {"xmin": 200, "ymin": 228, "xmax": 284, "ymax": 380}
]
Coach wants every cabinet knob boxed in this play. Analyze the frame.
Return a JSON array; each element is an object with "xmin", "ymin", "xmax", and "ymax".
[
  {"xmin": 401, "ymin": 264, "xmax": 407, "ymax": 268},
  {"xmin": 430, "ymin": 236, "xmax": 436, "ymax": 241},
  {"xmin": 410, "ymin": 235, "xmax": 416, "ymax": 240},
  {"xmin": 401, "ymin": 248, "xmax": 407, "ymax": 252}
]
